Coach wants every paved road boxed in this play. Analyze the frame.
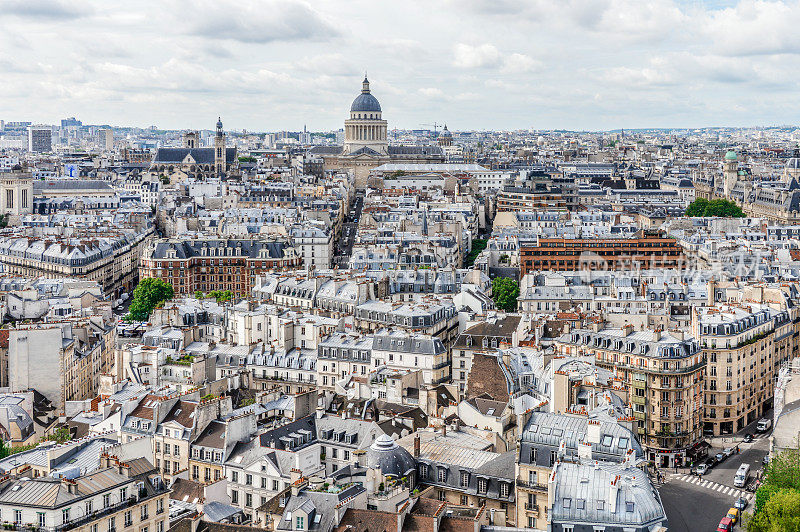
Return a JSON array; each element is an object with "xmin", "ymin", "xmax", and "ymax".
[
  {"xmin": 660, "ymin": 479, "xmax": 736, "ymax": 532},
  {"xmin": 333, "ymin": 194, "xmax": 363, "ymax": 268},
  {"xmin": 660, "ymin": 431, "xmax": 769, "ymax": 531}
]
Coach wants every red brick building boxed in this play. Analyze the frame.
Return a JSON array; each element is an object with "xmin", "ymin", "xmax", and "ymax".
[
  {"xmin": 520, "ymin": 230, "xmax": 685, "ymax": 276},
  {"xmin": 140, "ymin": 238, "xmax": 302, "ymax": 296}
]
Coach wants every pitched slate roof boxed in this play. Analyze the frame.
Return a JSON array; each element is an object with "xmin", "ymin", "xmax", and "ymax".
[{"xmin": 152, "ymin": 147, "xmax": 237, "ymax": 165}]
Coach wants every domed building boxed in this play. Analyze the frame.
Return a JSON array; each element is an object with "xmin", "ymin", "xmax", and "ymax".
[
  {"xmin": 313, "ymin": 76, "xmax": 445, "ymax": 188},
  {"xmin": 343, "ymin": 77, "xmax": 388, "ymax": 156},
  {"xmin": 438, "ymin": 124, "xmax": 453, "ymax": 147},
  {"xmin": 365, "ymin": 434, "xmax": 416, "ymax": 479},
  {"xmin": 708, "ymin": 147, "xmax": 800, "ymax": 224}
]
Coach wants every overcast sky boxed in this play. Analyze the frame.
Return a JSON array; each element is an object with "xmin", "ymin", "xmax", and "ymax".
[{"xmin": 1, "ymin": 0, "xmax": 799, "ymax": 132}]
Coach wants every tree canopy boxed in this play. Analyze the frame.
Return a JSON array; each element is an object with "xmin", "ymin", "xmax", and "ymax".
[
  {"xmin": 686, "ymin": 198, "xmax": 745, "ymax": 217},
  {"xmin": 126, "ymin": 278, "xmax": 174, "ymax": 322},
  {"xmin": 492, "ymin": 277, "xmax": 519, "ymax": 312},
  {"xmin": 745, "ymin": 446, "xmax": 800, "ymax": 531},
  {"xmin": 208, "ymin": 290, "xmax": 234, "ymax": 303},
  {"xmin": 464, "ymin": 239, "xmax": 487, "ymax": 268}
]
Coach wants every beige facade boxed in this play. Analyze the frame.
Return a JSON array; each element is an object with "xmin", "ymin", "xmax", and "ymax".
[
  {"xmin": 694, "ymin": 302, "xmax": 794, "ymax": 436},
  {"xmin": 0, "ymin": 225, "xmax": 154, "ymax": 296},
  {"xmin": 554, "ymin": 326, "xmax": 705, "ymax": 467},
  {"xmin": 6, "ymin": 317, "xmax": 116, "ymax": 413},
  {"xmin": 0, "ymin": 171, "xmax": 33, "ymax": 218}
]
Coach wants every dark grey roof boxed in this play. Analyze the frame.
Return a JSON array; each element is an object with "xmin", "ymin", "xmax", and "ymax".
[
  {"xmin": 309, "ymin": 146, "xmax": 343, "ymax": 156},
  {"xmin": 387, "ymin": 145, "xmax": 444, "ymax": 156},
  {"xmin": 203, "ymin": 501, "xmax": 243, "ymax": 522},
  {"xmin": 350, "ymin": 93, "xmax": 381, "ymax": 113},
  {"xmin": 365, "ymin": 434, "xmax": 416, "ymax": 477},
  {"xmin": 259, "ymin": 415, "xmax": 317, "ymax": 451},
  {"xmin": 150, "ymin": 238, "xmax": 292, "ymax": 260},
  {"xmin": 33, "ymin": 180, "xmax": 114, "ymax": 193},
  {"xmin": 152, "ymin": 147, "xmax": 236, "ymax": 165}
]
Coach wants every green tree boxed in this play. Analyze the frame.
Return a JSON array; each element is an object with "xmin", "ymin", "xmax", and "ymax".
[
  {"xmin": 746, "ymin": 488, "xmax": 800, "ymax": 532},
  {"xmin": 464, "ymin": 239, "xmax": 487, "ymax": 268},
  {"xmin": 762, "ymin": 446, "xmax": 800, "ymax": 491},
  {"xmin": 193, "ymin": 291, "xmax": 205, "ymax": 299},
  {"xmin": 125, "ymin": 278, "xmax": 174, "ymax": 322},
  {"xmin": 744, "ymin": 445, "xmax": 800, "ymax": 531},
  {"xmin": 208, "ymin": 290, "xmax": 233, "ymax": 303},
  {"xmin": 492, "ymin": 277, "xmax": 519, "ymax": 312},
  {"xmin": 685, "ymin": 198, "xmax": 709, "ymax": 217},
  {"xmin": 686, "ymin": 198, "xmax": 744, "ymax": 217}
]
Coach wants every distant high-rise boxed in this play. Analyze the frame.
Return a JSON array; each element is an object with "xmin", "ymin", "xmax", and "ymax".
[
  {"xmin": 98, "ymin": 128, "xmax": 113, "ymax": 151},
  {"xmin": 60, "ymin": 117, "xmax": 82, "ymax": 128},
  {"xmin": 27, "ymin": 125, "xmax": 52, "ymax": 153}
]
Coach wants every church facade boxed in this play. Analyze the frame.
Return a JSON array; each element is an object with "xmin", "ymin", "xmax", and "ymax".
[
  {"xmin": 695, "ymin": 149, "xmax": 800, "ymax": 224},
  {"xmin": 150, "ymin": 118, "xmax": 238, "ymax": 181},
  {"xmin": 314, "ymin": 77, "xmax": 445, "ymax": 188}
]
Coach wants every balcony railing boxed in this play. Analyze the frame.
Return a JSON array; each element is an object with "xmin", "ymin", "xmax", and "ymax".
[
  {"xmin": 516, "ymin": 479, "xmax": 548, "ymax": 491},
  {"xmin": 0, "ymin": 490, "xmax": 166, "ymax": 532}
]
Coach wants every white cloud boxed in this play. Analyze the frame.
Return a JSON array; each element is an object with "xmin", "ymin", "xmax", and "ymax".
[
  {"xmin": 702, "ymin": 0, "xmax": 800, "ymax": 55},
  {"xmin": 3, "ymin": 0, "xmax": 800, "ymax": 130},
  {"xmin": 453, "ymin": 43, "xmax": 501, "ymax": 69},
  {"xmin": 177, "ymin": 0, "xmax": 340, "ymax": 44},
  {"xmin": 501, "ymin": 53, "xmax": 541, "ymax": 73}
]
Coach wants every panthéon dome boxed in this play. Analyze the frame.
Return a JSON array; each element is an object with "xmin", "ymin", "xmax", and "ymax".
[{"xmin": 350, "ymin": 76, "xmax": 382, "ymax": 113}]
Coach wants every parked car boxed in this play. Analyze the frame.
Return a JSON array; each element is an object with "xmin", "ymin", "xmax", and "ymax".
[
  {"xmin": 715, "ymin": 452, "xmax": 726, "ymax": 462},
  {"xmin": 743, "ymin": 433, "xmax": 754, "ymax": 443},
  {"xmin": 705, "ymin": 456, "xmax": 717, "ymax": 468},
  {"xmin": 717, "ymin": 517, "xmax": 734, "ymax": 532},
  {"xmin": 763, "ymin": 455, "xmax": 770, "ymax": 466},
  {"xmin": 723, "ymin": 447, "xmax": 735, "ymax": 458},
  {"xmin": 695, "ymin": 463, "xmax": 709, "ymax": 475},
  {"xmin": 727, "ymin": 508, "xmax": 740, "ymax": 524},
  {"xmin": 734, "ymin": 497, "xmax": 748, "ymax": 511}
]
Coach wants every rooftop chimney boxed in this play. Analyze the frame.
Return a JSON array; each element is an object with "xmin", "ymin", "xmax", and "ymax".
[{"xmin": 413, "ymin": 434, "xmax": 420, "ymax": 458}]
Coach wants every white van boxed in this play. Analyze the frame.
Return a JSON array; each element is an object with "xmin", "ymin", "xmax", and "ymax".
[
  {"xmin": 734, "ymin": 463, "xmax": 751, "ymax": 487},
  {"xmin": 757, "ymin": 418, "xmax": 772, "ymax": 432}
]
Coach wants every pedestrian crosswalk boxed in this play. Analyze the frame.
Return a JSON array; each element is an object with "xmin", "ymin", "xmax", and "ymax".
[{"xmin": 668, "ymin": 474, "xmax": 754, "ymax": 501}]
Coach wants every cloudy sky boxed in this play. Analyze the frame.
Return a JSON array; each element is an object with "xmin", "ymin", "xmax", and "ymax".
[{"xmin": 1, "ymin": 0, "xmax": 799, "ymax": 131}]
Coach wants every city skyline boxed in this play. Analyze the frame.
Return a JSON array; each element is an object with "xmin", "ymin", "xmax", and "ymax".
[{"xmin": 3, "ymin": 0, "xmax": 800, "ymax": 131}]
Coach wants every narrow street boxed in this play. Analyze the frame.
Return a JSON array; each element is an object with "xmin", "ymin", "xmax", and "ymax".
[
  {"xmin": 333, "ymin": 192, "xmax": 363, "ymax": 268},
  {"xmin": 660, "ymin": 429, "xmax": 770, "ymax": 532}
]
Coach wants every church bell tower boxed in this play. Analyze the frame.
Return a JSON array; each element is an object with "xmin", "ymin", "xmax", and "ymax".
[{"xmin": 214, "ymin": 117, "xmax": 226, "ymax": 175}]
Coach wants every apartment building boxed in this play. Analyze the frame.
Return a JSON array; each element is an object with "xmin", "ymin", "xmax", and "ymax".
[
  {"xmin": 451, "ymin": 315, "xmax": 522, "ymax": 398},
  {"xmin": 554, "ymin": 326, "xmax": 705, "ymax": 467},
  {"xmin": 0, "ymin": 224, "xmax": 154, "ymax": 296},
  {"xmin": 354, "ymin": 299, "xmax": 459, "ymax": 346},
  {"xmin": 520, "ymin": 230, "xmax": 685, "ymax": 276},
  {"xmin": 0, "ymin": 454, "xmax": 168, "ymax": 532},
  {"xmin": 7, "ymin": 317, "xmax": 116, "ymax": 412},
  {"xmin": 140, "ymin": 238, "xmax": 302, "ymax": 297},
  {"xmin": 694, "ymin": 303, "xmax": 793, "ymax": 436},
  {"xmin": 371, "ymin": 329, "xmax": 449, "ymax": 387},
  {"xmin": 317, "ymin": 332, "xmax": 374, "ymax": 392},
  {"xmin": 398, "ymin": 429, "xmax": 516, "ymax": 527},
  {"xmin": 516, "ymin": 411, "xmax": 644, "ymax": 530}
]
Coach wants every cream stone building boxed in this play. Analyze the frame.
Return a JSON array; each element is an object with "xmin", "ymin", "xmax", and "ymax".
[
  {"xmin": 694, "ymin": 300, "xmax": 794, "ymax": 436},
  {"xmin": 313, "ymin": 77, "xmax": 445, "ymax": 188},
  {"xmin": 554, "ymin": 325, "xmax": 705, "ymax": 468},
  {"xmin": 0, "ymin": 169, "xmax": 33, "ymax": 218},
  {"xmin": 6, "ymin": 316, "xmax": 116, "ymax": 413}
]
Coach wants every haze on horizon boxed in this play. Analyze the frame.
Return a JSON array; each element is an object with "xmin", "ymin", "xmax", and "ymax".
[{"xmin": 1, "ymin": 0, "xmax": 798, "ymax": 132}]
